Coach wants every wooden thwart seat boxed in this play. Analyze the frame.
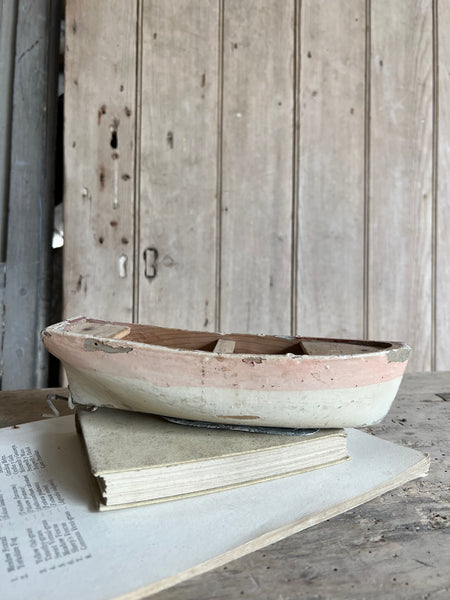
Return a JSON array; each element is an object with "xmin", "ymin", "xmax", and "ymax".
[
  {"xmin": 70, "ymin": 321, "xmax": 131, "ymax": 340},
  {"xmin": 213, "ymin": 339, "xmax": 236, "ymax": 354}
]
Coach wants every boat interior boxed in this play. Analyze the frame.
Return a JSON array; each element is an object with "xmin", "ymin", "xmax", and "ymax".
[{"xmin": 64, "ymin": 319, "xmax": 394, "ymax": 356}]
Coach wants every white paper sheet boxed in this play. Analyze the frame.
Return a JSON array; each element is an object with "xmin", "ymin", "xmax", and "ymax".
[{"xmin": 1, "ymin": 416, "xmax": 428, "ymax": 600}]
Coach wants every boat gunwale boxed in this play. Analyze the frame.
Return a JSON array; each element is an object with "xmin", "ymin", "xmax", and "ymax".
[{"xmin": 43, "ymin": 318, "xmax": 411, "ymax": 363}]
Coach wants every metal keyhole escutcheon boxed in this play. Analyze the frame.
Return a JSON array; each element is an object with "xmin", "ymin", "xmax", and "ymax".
[{"xmin": 143, "ymin": 248, "xmax": 158, "ymax": 279}]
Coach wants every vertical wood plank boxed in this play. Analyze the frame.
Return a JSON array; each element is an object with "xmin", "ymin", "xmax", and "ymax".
[
  {"xmin": 220, "ymin": 0, "xmax": 294, "ymax": 335},
  {"xmin": 0, "ymin": 1, "xmax": 18, "ymax": 384},
  {"xmin": 64, "ymin": 0, "xmax": 137, "ymax": 322},
  {"xmin": 296, "ymin": 0, "xmax": 366, "ymax": 339},
  {"xmin": 436, "ymin": 0, "xmax": 450, "ymax": 370},
  {"xmin": 0, "ymin": 0, "xmax": 17, "ymax": 262},
  {"xmin": 369, "ymin": 0, "xmax": 433, "ymax": 371},
  {"xmin": 138, "ymin": 0, "xmax": 219, "ymax": 330},
  {"xmin": 2, "ymin": 0, "xmax": 60, "ymax": 389}
]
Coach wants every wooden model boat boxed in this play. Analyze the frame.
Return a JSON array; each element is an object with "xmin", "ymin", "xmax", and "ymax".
[{"xmin": 42, "ymin": 317, "xmax": 410, "ymax": 429}]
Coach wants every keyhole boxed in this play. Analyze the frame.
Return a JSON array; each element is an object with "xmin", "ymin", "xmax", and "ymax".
[
  {"xmin": 119, "ymin": 254, "xmax": 128, "ymax": 278},
  {"xmin": 110, "ymin": 129, "xmax": 118, "ymax": 149}
]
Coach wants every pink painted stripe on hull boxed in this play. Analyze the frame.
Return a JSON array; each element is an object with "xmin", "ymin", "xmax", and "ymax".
[{"xmin": 45, "ymin": 331, "xmax": 408, "ymax": 392}]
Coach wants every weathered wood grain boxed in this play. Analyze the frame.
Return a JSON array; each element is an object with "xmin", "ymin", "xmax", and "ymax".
[
  {"xmin": 62, "ymin": 0, "xmax": 450, "ymax": 374},
  {"xmin": 219, "ymin": 0, "xmax": 294, "ymax": 335},
  {"xmin": 0, "ymin": 0, "xmax": 17, "ymax": 262},
  {"xmin": 137, "ymin": 0, "xmax": 219, "ymax": 330},
  {"xmin": 296, "ymin": 0, "xmax": 366, "ymax": 339},
  {"xmin": 149, "ymin": 371, "xmax": 450, "ymax": 599},
  {"xmin": 64, "ymin": 0, "xmax": 137, "ymax": 323},
  {"xmin": 0, "ymin": 387, "xmax": 70, "ymax": 427},
  {"xmin": 2, "ymin": 0, "xmax": 60, "ymax": 389},
  {"xmin": 0, "ymin": 0, "xmax": 17, "ymax": 386},
  {"xmin": 369, "ymin": 0, "xmax": 433, "ymax": 371},
  {"xmin": 436, "ymin": 1, "xmax": 450, "ymax": 370},
  {"xmin": 213, "ymin": 338, "xmax": 236, "ymax": 354}
]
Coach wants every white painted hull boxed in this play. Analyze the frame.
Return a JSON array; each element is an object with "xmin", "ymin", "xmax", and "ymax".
[{"xmin": 64, "ymin": 363, "xmax": 404, "ymax": 428}]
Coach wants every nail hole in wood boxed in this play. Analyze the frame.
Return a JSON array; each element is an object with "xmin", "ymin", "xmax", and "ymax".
[{"xmin": 111, "ymin": 130, "xmax": 118, "ymax": 149}]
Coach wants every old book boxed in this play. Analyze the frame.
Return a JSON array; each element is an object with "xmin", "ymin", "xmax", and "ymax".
[
  {"xmin": 1, "ymin": 415, "xmax": 429, "ymax": 600},
  {"xmin": 75, "ymin": 407, "xmax": 349, "ymax": 509}
]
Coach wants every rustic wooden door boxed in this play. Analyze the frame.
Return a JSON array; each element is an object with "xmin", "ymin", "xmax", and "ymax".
[{"xmin": 64, "ymin": 0, "xmax": 448, "ymax": 372}]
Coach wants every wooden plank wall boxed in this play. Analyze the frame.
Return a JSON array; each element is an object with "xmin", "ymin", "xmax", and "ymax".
[
  {"xmin": 1, "ymin": 0, "xmax": 60, "ymax": 389},
  {"xmin": 0, "ymin": 1, "xmax": 17, "ymax": 264},
  {"xmin": 0, "ymin": 0, "xmax": 18, "ymax": 385},
  {"xmin": 64, "ymin": 1, "xmax": 137, "ymax": 325},
  {"xmin": 64, "ymin": 0, "xmax": 448, "ymax": 372},
  {"xmin": 437, "ymin": 0, "xmax": 450, "ymax": 370},
  {"xmin": 138, "ymin": 0, "xmax": 219, "ymax": 330},
  {"xmin": 220, "ymin": 1, "xmax": 293, "ymax": 334},
  {"xmin": 297, "ymin": 1, "xmax": 366, "ymax": 339},
  {"xmin": 369, "ymin": 1, "xmax": 433, "ymax": 371}
]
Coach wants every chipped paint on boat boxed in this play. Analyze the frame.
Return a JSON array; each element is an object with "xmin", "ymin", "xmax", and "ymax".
[{"xmin": 42, "ymin": 317, "xmax": 410, "ymax": 428}]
